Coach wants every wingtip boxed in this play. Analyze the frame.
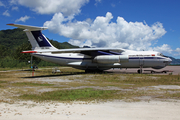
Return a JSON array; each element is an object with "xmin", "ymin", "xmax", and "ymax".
[
  {"xmin": 21, "ymin": 51, "xmax": 37, "ymax": 53},
  {"xmin": 7, "ymin": 23, "xmax": 14, "ymax": 26}
]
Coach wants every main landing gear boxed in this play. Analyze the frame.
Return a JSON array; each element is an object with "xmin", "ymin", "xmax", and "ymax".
[
  {"xmin": 137, "ymin": 69, "xmax": 142, "ymax": 74},
  {"xmin": 137, "ymin": 65, "xmax": 143, "ymax": 74}
]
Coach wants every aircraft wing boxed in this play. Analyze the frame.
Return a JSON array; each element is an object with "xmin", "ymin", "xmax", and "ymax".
[
  {"xmin": 29, "ymin": 48, "xmax": 125, "ymax": 56},
  {"xmin": 51, "ymin": 48, "xmax": 124, "ymax": 53},
  {"xmin": 54, "ymin": 48, "xmax": 124, "ymax": 56}
]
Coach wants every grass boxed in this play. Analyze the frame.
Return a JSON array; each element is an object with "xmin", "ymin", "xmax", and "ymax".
[
  {"xmin": 87, "ymin": 74, "xmax": 180, "ymax": 88},
  {"xmin": 0, "ymin": 80, "xmax": 8, "ymax": 88},
  {"xmin": 166, "ymin": 93, "xmax": 180, "ymax": 99},
  {"xmin": 156, "ymin": 90, "xmax": 180, "ymax": 99},
  {"xmin": 0, "ymin": 67, "xmax": 180, "ymax": 102},
  {"xmin": 19, "ymin": 88, "xmax": 118, "ymax": 101},
  {"xmin": 12, "ymin": 82, "xmax": 54, "ymax": 87},
  {"xmin": 0, "ymin": 80, "xmax": 8, "ymax": 83}
]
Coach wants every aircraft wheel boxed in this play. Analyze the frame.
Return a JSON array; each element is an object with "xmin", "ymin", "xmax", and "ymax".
[{"xmin": 137, "ymin": 69, "xmax": 142, "ymax": 74}]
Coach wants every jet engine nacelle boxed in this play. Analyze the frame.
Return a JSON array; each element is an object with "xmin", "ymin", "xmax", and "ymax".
[{"xmin": 93, "ymin": 55, "xmax": 129, "ymax": 64}]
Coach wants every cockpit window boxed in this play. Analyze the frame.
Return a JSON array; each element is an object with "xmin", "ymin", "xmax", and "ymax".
[{"xmin": 157, "ymin": 53, "xmax": 165, "ymax": 57}]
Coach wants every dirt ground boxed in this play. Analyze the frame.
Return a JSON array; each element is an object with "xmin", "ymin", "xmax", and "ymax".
[
  {"xmin": 0, "ymin": 66, "xmax": 180, "ymax": 120},
  {"xmin": 1, "ymin": 100, "xmax": 180, "ymax": 120}
]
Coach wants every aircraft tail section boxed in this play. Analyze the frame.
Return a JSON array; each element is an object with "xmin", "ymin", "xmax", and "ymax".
[{"xmin": 7, "ymin": 24, "xmax": 58, "ymax": 51}]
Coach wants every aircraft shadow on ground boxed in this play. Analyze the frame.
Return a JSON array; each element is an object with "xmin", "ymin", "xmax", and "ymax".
[
  {"xmin": 21, "ymin": 72, "xmax": 86, "ymax": 78},
  {"xmin": 21, "ymin": 70, "xmax": 165, "ymax": 79},
  {"xmin": 21, "ymin": 70, "xmax": 120, "ymax": 78}
]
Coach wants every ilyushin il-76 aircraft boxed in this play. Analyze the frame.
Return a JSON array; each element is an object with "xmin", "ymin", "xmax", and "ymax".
[{"xmin": 7, "ymin": 24, "xmax": 172, "ymax": 73}]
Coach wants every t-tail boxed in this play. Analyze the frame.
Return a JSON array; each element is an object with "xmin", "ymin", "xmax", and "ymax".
[{"xmin": 7, "ymin": 24, "xmax": 58, "ymax": 51}]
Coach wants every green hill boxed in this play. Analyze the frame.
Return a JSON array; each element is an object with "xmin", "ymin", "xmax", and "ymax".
[
  {"xmin": 169, "ymin": 57, "xmax": 180, "ymax": 65},
  {"xmin": 0, "ymin": 28, "xmax": 28, "ymax": 48},
  {"xmin": 0, "ymin": 28, "xmax": 179, "ymax": 68},
  {"xmin": 0, "ymin": 28, "xmax": 78, "ymax": 58},
  {"xmin": 0, "ymin": 28, "xmax": 28, "ymax": 58},
  {"xmin": 0, "ymin": 28, "xmax": 79, "ymax": 68}
]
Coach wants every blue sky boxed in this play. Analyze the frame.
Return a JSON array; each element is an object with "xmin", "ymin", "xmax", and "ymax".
[{"xmin": 1, "ymin": 0, "xmax": 180, "ymax": 58}]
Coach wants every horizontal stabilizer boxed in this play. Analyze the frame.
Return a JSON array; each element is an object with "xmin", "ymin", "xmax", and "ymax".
[
  {"xmin": 7, "ymin": 23, "xmax": 57, "ymax": 50},
  {"xmin": 7, "ymin": 24, "xmax": 48, "ymax": 31}
]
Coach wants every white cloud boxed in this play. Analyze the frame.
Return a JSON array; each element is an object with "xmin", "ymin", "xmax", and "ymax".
[
  {"xmin": 0, "ymin": 1, "xmax": 5, "ymax": 7},
  {"xmin": 95, "ymin": 0, "xmax": 102, "ymax": 6},
  {"xmin": 175, "ymin": 48, "xmax": 180, "ymax": 53},
  {"xmin": 12, "ymin": 6, "xmax": 19, "ymax": 11},
  {"xmin": 44, "ymin": 12, "xmax": 167, "ymax": 52},
  {"xmin": 111, "ymin": 3, "xmax": 116, "ymax": 7},
  {"xmin": 10, "ymin": 0, "xmax": 89, "ymax": 16},
  {"xmin": 152, "ymin": 44, "xmax": 172, "ymax": 54},
  {"xmin": 3, "ymin": 10, "xmax": 10, "ymax": 16},
  {"xmin": 95, "ymin": 0, "xmax": 102, "ymax": 2},
  {"xmin": 85, "ymin": 18, "xmax": 93, "ymax": 24},
  {"xmin": 173, "ymin": 48, "xmax": 180, "ymax": 56},
  {"xmin": 15, "ymin": 15, "xmax": 30, "ymax": 22}
]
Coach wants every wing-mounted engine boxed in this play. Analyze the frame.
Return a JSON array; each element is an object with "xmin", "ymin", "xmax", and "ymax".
[{"xmin": 93, "ymin": 55, "xmax": 129, "ymax": 64}]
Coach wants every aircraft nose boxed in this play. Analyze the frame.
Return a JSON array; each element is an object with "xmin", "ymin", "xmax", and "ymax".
[
  {"xmin": 168, "ymin": 58, "xmax": 172, "ymax": 62},
  {"xmin": 166, "ymin": 57, "xmax": 172, "ymax": 65}
]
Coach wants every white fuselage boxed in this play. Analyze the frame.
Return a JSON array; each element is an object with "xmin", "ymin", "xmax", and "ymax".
[
  {"xmin": 32, "ymin": 50, "xmax": 172, "ymax": 70},
  {"xmin": 7, "ymin": 23, "xmax": 172, "ymax": 72}
]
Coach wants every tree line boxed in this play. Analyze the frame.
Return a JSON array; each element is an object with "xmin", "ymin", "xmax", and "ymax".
[{"xmin": 0, "ymin": 28, "xmax": 78, "ymax": 68}]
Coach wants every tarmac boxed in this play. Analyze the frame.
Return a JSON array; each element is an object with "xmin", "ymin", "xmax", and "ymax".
[{"xmin": 106, "ymin": 66, "xmax": 180, "ymax": 75}]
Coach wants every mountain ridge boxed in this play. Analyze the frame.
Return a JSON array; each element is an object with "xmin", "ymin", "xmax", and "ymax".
[{"xmin": 0, "ymin": 28, "xmax": 78, "ymax": 59}]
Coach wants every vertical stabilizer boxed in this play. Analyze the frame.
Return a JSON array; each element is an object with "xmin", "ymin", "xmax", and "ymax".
[{"xmin": 7, "ymin": 24, "xmax": 58, "ymax": 50}]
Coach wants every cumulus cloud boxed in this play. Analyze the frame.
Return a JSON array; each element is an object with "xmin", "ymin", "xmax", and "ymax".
[
  {"xmin": 15, "ymin": 15, "xmax": 30, "ymax": 22},
  {"xmin": 152, "ymin": 44, "xmax": 172, "ymax": 54},
  {"xmin": 44, "ymin": 12, "xmax": 167, "ymax": 52},
  {"xmin": 0, "ymin": 1, "xmax": 5, "ymax": 7},
  {"xmin": 95, "ymin": 0, "xmax": 102, "ymax": 6},
  {"xmin": 3, "ymin": 10, "xmax": 10, "ymax": 16},
  {"xmin": 173, "ymin": 48, "xmax": 180, "ymax": 56},
  {"xmin": 10, "ymin": 0, "xmax": 89, "ymax": 16},
  {"xmin": 111, "ymin": 3, "xmax": 116, "ymax": 7},
  {"xmin": 175, "ymin": 48, "xmax": 180, "ymax": 52},
  {"xmin": 12, "ymin": 6, "xmax": 19, "ymax": 11}
]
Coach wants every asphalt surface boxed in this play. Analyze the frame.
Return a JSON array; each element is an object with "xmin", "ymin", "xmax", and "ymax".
[{"xmin": 106, "ymin": 66, "xmax": 180, "ymax": 75}]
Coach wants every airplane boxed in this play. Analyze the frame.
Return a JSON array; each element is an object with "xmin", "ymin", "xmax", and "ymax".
[{"xmin": 7, "ymin": 24, "xmax": 172, "ymax": 73}]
